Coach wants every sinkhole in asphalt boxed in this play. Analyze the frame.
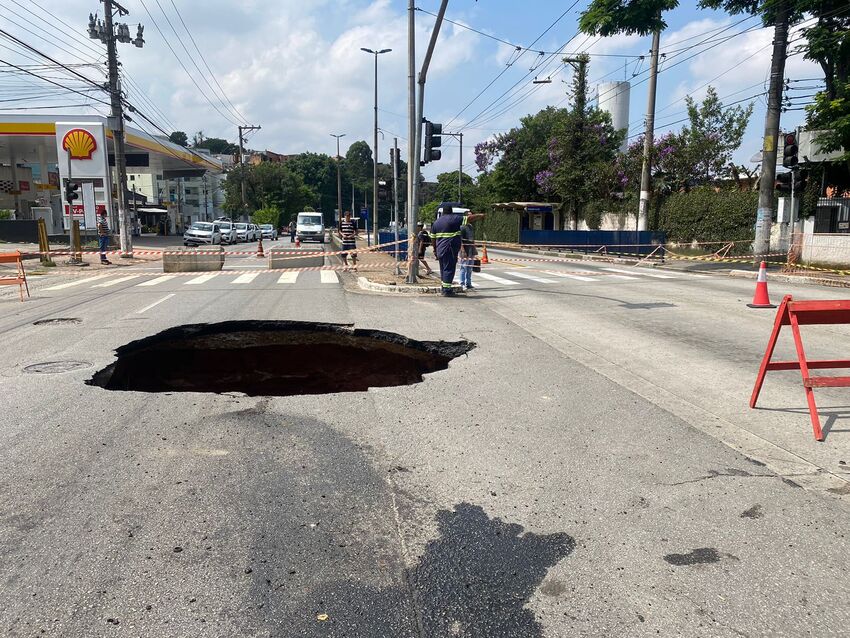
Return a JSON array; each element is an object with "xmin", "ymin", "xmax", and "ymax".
[{"xmin": 86, "ymin": 320, "xmax": 474, "ymax": 396}]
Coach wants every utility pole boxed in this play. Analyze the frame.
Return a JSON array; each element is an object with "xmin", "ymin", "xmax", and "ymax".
[
  {"xmin": 442, "ymin": 131, "xmax": 465, "ymax": 202},
  {"xmin": 89, "ymin": 1, "xmax": 144, "ymax": 257},
  {"xmin": 361, "ymin": 48, "xmax": 392, "ymax": 246},
  {"xmin": 331, "ymin": 133, "xmax": 346, "ymax": 230},
  {"xmin": 564, "ymin": 54, "xmax": 589, "ymax": 115},
  {"xmin": 238, "ymin": 124, "xmax": 261, "ymax": 218},
  {"xmin": 754, "ymin": 0, "xmax": 790, "ymax": 261},
  {"xmin": 392, "ymin": 138, "xmax": 400, "ymax": 274},
  {"xmin": 408, "ymin": 0, "xmax": 449, "ymax": 283},
  {"xmin": 637, "ymin": 29, "xmax": 660, "ymax": 232}
]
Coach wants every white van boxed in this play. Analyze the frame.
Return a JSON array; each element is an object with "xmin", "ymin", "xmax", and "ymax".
[{"xmin": 296, "ymin": 212, "xmax": 325, "ymax": 243}]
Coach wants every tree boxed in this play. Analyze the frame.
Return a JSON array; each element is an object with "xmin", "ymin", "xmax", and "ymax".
[
  {"xmin": 345, "ymin": 141, "xmax": 374, "ymax": 190},
  {"xmin": 251, "ymin": 206, "xmax": 281, "ymax": 227},
  {"xmin": 681, "ymin": 86, "xmax": 753, "ymax": 183},
  {"xmin": 194, "ymin": 136, "xmax": 239, "ymax": 155},
  {"xmin": 579, "ymin": 0, "xmax": 679, "ymax": 36},
  {"xmin": 168, "ymin": 131, "xmax": 188, "ymax": 147},
  {"xmin": 223, "ymin": 162, "xmax": 312, "ymax": 220}
]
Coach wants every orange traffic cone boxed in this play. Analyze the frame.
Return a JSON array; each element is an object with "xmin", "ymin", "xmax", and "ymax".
[
  {"xmin": 480, "ymin": 244, "xmax": 489, "ymax": 265},
  {"xmin": 256, "ymin": 237, "xmax": 265, "ymax": 258},
  {"xmin": 747, "ymin": 261, "xmax": 776, "ymax": 308}
]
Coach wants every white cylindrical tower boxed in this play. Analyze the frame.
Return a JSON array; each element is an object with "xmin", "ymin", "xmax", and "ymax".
[{"xmin": 597, "ymin": 81, "xmax": 630, "ymax": 152}]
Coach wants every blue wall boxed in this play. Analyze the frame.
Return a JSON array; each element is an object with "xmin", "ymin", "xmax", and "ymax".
[{"xmin": 519, "ymin": 230, "xmax": 666, "ymax": 255}]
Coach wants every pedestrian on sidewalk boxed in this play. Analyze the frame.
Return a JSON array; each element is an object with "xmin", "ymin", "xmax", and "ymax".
[
  {"xmin": 416, "ymin": 222, "xmax": 433, "ymax": 276},
  {"xmin": 340, "ymin": 210, "xmax": 358, "ymax": 271},
  {"xmin": 431, "ymin": 205, "xmax": 485, "ymax": 296},
  {"xmin": 289, "ymin": 219, "xmax": 297, "ymax": 243},
  {"xmin": 459, "ymin": 221, "xmax": 477, "ymax": 290},
  {"xmin": 97, "ymin": 211, "xmax": 112, "ymax": 265}
]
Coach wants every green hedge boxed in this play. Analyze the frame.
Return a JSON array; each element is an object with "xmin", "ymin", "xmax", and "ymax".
[
  {"xmin": 656, "ymin": 188, "xmax": 758, "ymax": 245},
  {"xmin": 476, "ymin": 209, "xmax": 518, "ymax": 243}
]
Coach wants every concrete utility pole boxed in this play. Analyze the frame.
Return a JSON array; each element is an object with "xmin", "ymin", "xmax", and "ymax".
[
  {"xmin": 238, "ymin": 124, "xmax": 261, "ymax": 217},
  {"xmin": 361, "ymin": 48, "xmax": 392, "ymax": 246},
  {"xmin": 331, "ymin": 133, "xmax": 346, "ymax": 230},
  {"xmin": 637, "ymin": 29, "xmax": 660, "ymax": 232},
  {"xmin": 96, "ymin": 0, "xmax": 143, "ymax": 257},
  {"xmin": 392, "ymin": 137, "xmax": 400, "ymax": 274},
  {"xmin": 754, "ymin": 0, "xmax": 790, "ymax": 260},
  {"xmin": 408, "ymin": 0, "xmax": 449, "ymax": 283},
  {"xmin": 442, "ymin": 131, "xmax": 465, "ymax": 202}
]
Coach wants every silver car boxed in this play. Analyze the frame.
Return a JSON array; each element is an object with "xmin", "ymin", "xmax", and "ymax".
[
  {"xmin": 183, "ymin": 222, "xmax": 222, "ymax": 246},
  {"xmin": 218, "ymin": 222, "xmax": 238, "ymax": 244},
  {"xmin": 234, "ymin": 222, "xmax": 251, "ymax": 242},
  {"xmin": 259, "ymin": 224, "xmax": 278, "ymax": 240}
]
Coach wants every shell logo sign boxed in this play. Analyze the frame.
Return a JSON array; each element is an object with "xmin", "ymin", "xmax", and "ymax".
[{"xmin": 61, "ymin": 128, "xmax": 98, "ymax": 160}]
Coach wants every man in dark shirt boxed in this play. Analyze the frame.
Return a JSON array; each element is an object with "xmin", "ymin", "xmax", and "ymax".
[
  {"xmin": 339, "ymin": 211, "xmax": 358, "ymax": 271},
  {"xmin": 430, "ymin": 206, "xmax": 484, "ymax": 296},
  {"xmin": 97, "ymin": 211, "xmax": 111, "ymax": 265}
]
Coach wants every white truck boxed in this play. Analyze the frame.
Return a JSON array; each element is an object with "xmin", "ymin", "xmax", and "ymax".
[{"xmin": 296, "ymin": 212, "xmax": 325, "ymax": 243}]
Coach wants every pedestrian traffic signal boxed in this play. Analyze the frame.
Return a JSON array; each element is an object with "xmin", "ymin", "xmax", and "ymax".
[
  {"xmin": 775, "ymin": 171, "xmax": 793, "ymax": 193},
  {"xmin": 423, "ymin": 119, "xmax": 442, "ymax": 165},
  {"xmin": 782, "ymin": 132, "xmax": 798, "ymax": 168},
  {"xmin": 65, "ymin": 180, "xmax": 80, "ymax": 203}
]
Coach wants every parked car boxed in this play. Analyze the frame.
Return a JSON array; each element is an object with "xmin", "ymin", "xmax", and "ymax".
[
  {"xmin": 296, "ymin": 212, "xmax": 325, "ymax": 243},
  {"xmin": 218, "ymin": 222, "xmax": 238, "ymax": 244},
  {"xmin": 248, "ymin": 223, "xmax": 260, "ymax": 241},
  {"xmin": 183, "ymin": 221, "xmax": 222, "ymax": 246},
  {"xmin": 259, "ymin": 224, "xmax": 278, "ymax": 240},
  {"xmin": 234, "ymin": 222, "xmax": 251, "ymax": 242}
]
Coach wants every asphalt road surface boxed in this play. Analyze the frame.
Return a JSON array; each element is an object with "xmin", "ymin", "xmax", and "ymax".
[{"xmin": 2, "ymin": 247, "xmax": 849, "ymax": 637}]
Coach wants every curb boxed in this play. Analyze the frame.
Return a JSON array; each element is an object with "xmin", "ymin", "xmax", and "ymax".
[
  {"xmin": 512, "ymin": 246, "xmax": 642, "ymax": 265},
  {"xmin": 356, "ymin": 276, "xmax": 461, "ymax": 295},
  {"xmin": 729, "ymin": 269, "xmax": 850, "ymax": 289}
]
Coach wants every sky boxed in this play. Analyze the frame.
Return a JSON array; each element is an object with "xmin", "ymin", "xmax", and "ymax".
[{"xmin": 0, "ymin": 0, "xmax": 825, "ymax": 182}]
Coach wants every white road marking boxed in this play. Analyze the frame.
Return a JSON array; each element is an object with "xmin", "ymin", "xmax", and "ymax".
[
  {"xmin": 603, "ymin": 267, "xmax": 675, "ymax": 279},
  {"xmin": 505, "ymin": 270, "xmax": 557, "ymax": 284},
  {"xmin": 232, "ymin": 272, "xmax": 259, "ymax": 284},
  {"xmin": 543, "ymin": 270, "xmax": 596, "ymax": 282},
  {"xmin": 185, "ymin": 273, "xmax": 219, "ymax": 285},
  {"xmin": 277, "ymin": 271, "xmax": 299, "ymax": 284},
  {"xmin": 476, "ymin": 272, "xmax": 520, "ymax": 286},
  {"xmin": 136, "ymin": 293, "xmax": 175, "ymax": 314},
  {"xmin": 43, "ymin": 275, "xmax": 109, "ymax": 290},
  {"xmin": 91, "ymin": 275, "xmax": 140, "ymax": 287},
  {"xmin": 320, "ymin": 270, "xmax": 338, "ymax": 284},
  {"xmin": 137, "ymin": 275, "xmax": 176, "ymax": 287},
  {"xmin": 605, "ymin": 274, "xmax": 639, "ymax": 280}
]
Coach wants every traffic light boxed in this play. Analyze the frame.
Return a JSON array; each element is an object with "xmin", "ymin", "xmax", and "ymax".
[
  {"xmin": 782, "ymin": 131, "xmax": 798, "ymax": 168},
  {"xmin": 65, "ymin": 179, "xmax": 80, "ymax": 203},
  {"xmin": 775, "ymin": 172, "xmax": 792, "ymax": 193},
  {"xmin": 423, "ymin": 119, "xmax": 442, "ymax": 165}
]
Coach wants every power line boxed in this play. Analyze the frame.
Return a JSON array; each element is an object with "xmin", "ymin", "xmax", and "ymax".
[
  {"xmin": 0, "ymin": 58, "xmax": 110, "ymax": 105},
  {"xmin": 168, "ymin": 0, "xmax": 247, "ymax": 123},
  {"xmin": 137, "ymin": 0, "xmax": 241, "ymax": 127}
]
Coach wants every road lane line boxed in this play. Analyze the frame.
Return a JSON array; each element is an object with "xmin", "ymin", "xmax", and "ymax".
[
  {"xmin": 43, "ymin": 275, "xmax": 109, "ymax": 290},
  {"xmin": 137, "ymin": 275, "xmax": 176, "ymax": 287},
  {"xmin": 185, "ymin": 273, "xmax": 219, "ymax": 285},
  {"xmin": 605, "ymin": 274, "xmax": 639, "ymax": 280},
  {"xmin": 136, "ymin": 293, "xmax": 175, "ymax": 314},
  {"xmin": 320, "ymin": 271, "xmax": 338, "ymax": 284},
  {"xmin": 232, "ymin": 272, "xmax": 259, "ymax": 284},
  {"xmin": 543, "ymin": 270, "xmax": 596, "ymax": 282},
  {"xmin": 92, "ymin": 275, "xmax": 140, "ymax": 287},
  {"xmin": 277, "ymin": 271, "xmax": 299, "ymax": 284},
  {"xmin": 476, "ymin": 272, "xmax": 520, "ymax": 286},
  {"xmin": 603, "ymin": 267, "xmax": 675, "ymax": 279},
  {"xmin": 505, "ymin": 271, "xmax": 556, "ymax": 284}
]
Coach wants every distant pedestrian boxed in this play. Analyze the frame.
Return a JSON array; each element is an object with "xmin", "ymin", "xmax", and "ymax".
[
  {"xmin": 289, "ymin": 219, "xmax": 297, "ymax": 242},
  {"xmin": 459, "ymin": 222, "xmax": 477, "ymax": 290},
  {"xmin": 430, "ymin": 205, "xmax": 485, "ymax": 296},
  {"xmin": 97, "ymin": 211, "xmax": 111, "ymax": 265},
  {"xmin": 340, "ymin": 210, "xmax": 358, "ymax": 271},
  {"xmin": 416, "ymin": 222, "xmax": 433, "ymax": 276}
]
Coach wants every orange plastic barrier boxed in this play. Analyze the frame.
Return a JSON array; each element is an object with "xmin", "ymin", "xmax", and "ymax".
[
  {"xmin": 750, "ymin": 295, "xmax": 850, "ymax": 441},
  {"xmin": 0, "ymin": 251, "xmax": 29, "ymax": 301}
]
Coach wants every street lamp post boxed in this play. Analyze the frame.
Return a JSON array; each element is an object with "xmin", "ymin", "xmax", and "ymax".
[
  {"xmin": 361, "ymin": 47, "xmax": 391, "ymax": 247},
  {"xmin": 330, "ymin": 133, "xmax": 346, "ymax": 230}
]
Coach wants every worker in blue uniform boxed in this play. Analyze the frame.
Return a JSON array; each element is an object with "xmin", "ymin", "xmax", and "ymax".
[{"xmin": 430, "ymin": 205, "xmax": 485, "ymax": 296}]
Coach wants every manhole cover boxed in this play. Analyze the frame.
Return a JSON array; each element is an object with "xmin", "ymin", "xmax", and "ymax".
[
  {"xmin": 87, "ymin": 320, "xmax": 474, "ymax": 396},
  {"xmin": 24, "ymin": 360, "xmax": 92, "ymax": 374},
  {"xmin": 33, "ymin": 318, "xmax": 82, "ymax": 325}
]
